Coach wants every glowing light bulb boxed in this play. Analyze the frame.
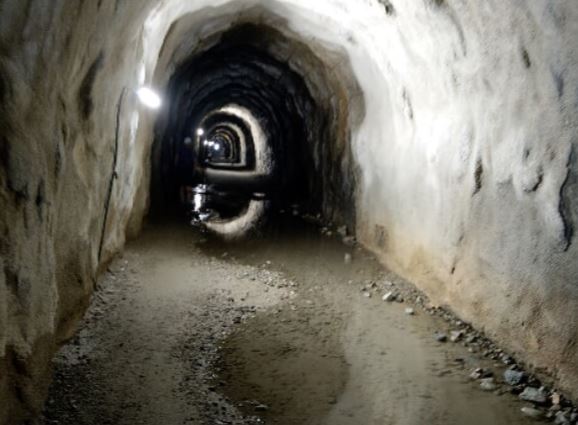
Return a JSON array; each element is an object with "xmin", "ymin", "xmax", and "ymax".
[
  {"xmin": 136, "ymin": 87, "xmax": 161, "ymax": 109},
  {"xmin": 196, "ymin": 128, "xmax": 205, "ymax": 136}
]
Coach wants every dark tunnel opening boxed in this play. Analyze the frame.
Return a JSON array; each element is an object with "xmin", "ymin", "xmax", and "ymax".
[{"xmin": 150, "ymin": 24, "xmax": 329, "ymax": 233}]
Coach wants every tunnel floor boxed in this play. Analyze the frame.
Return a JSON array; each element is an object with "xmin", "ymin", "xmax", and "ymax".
[{"xmin": 40, "ymin": 216, "xmax": 537, "ymax": 425}]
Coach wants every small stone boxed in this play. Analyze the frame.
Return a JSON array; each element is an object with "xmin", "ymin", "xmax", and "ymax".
[
  {"xmin": 521, "ymin": 407, "xmax": 543, "ymax": 418},
  {"xmin": 480, "ymin": 378, "xmax": 498, "ymax": 391},
  {"xmin": 504, "ymin": 369, "xmax": 526, "ymax": 386},
  {"xmin": 450, "ymin": 330, "xmax": 464, "ymax": 342},
  {"xmin": 404, "ymin": 308, "xmax": 415, "ymax": 315},
  {"xmin": 255, "ymin": 404, "xmax": 269, "ymax": 412},
  {"xmin": 343, "ymin": 236, "xmax": 356, "ymax": 246},
  {"xmin": 554, "ymin": 411, "xmax": 571, "ymax": 425},
  {"xmin": 366, "ymin": 281, "xmax": 378, "ymax": 289},
  {"xmin": 519, "ymin": 387, "xmax": 548, "ymax": 404},
  {"xmin": 363, "ymin": 292, "xmax": 372, "ymax": 298},
  {"xmin": 382, "ymin": 291, "xmax": 396, "ymax": 302},
  {"xmin": 470, "ymin": 368, "xmax": 492, "ymax": 380},
  {"xmin": 435, "ymin": 332, "xmax": 448, "ymax": 342},
  {"xmin": 551, "ymin": 392, "xmax": 562, "ymax": 406},
  {"xmin": 344, "ymin": 253, "xmax": 352, "ymax": 264}
]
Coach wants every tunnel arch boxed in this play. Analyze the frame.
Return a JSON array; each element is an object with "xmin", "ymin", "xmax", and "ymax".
[{"xmin": 148, "ymin": 10, "xmax": 366, "ymax": 233}]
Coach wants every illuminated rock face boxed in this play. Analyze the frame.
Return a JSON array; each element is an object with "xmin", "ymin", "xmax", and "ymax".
[{"xmin": 0, "ymin": 0, "xmax": 577, "ymax": 422}]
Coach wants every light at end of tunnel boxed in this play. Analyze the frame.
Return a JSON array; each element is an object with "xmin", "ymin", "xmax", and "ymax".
[
  {"xmin": 197, "ymin": 128, "xmax": 205, "ymax": 136},
  {"xmin": 136, "ymin": 86, "xmax": 162, "ymax": 109}
]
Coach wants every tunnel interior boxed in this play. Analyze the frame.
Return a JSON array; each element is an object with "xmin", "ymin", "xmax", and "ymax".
[
  {"xmin": 1, "ymin": 1, "xmax": 578, "ymax": 424},
  {"xmin": 151, "ymin": 23, "xmax": 359, "ymax": 235}
]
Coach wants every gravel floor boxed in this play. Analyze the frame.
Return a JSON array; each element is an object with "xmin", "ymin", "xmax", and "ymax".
[{"xmin": 39, "ymin": 216, "xmax": 561, "ymax": 425}]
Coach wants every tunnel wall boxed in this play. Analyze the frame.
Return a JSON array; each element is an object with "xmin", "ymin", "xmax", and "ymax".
[
  {"xmin": 353, "ymin": 0, "xmax": 578, "ymax": 396},
  {"xmin": 0, "ymin": 1, "xmax": 157, "ymax": 422},
  {"xmin": 0, "ymin": 0, "xmax": 578, "ymax": 423}
]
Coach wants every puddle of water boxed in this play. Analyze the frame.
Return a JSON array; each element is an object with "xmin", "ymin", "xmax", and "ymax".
[
  {"xmin": 198, "ymin": 216, "xmax": 538, "ymax": 425},
  {"xmin": 216, "ymin": 305, "xmax": 349, "ymax": 424}
]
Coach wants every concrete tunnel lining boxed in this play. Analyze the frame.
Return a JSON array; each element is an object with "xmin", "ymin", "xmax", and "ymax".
[{"xmin": 0, "ymin": 0, "xmax": 578, "ymax": 423}]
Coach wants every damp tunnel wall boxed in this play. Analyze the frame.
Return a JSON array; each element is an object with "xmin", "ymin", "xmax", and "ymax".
[{"xmin": 1, "ymin": 0, "xmax": 578, "ymax": 423}]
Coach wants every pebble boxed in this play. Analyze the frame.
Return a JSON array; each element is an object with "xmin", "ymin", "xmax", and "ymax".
[
  {"xmin": 404, "ymin": 308, "xmax": 415, "ymax": 315},
  {"xmin": 382, "ymin": 291, "xmax": 396, "ymax": 302},
  {"xmin": 344, "ymin": 253, "xmax": 352, "ymax": 264},
  {"xmin": 450, "ymin": 330, "xmax": 464, "ymax": 342},
  {"xmin": 470, "ymin": 368, "xmax": 492, "ymax": 380},
  {"xmin": 554, "ymin": 411, "xmax": 571, "ymax": 425},
  {"xmin": 343, "ymin": 236, "xmax": 356, "ymax": 246},
  {"xmin": 521, "ymin": 406, "xmax": 543, "ymax": 418},
  {"xmin": 519, "ymin": 387, "xmax": 548, "ymax": 404},
  {"xmin": 551, "ymin": 392, "xmax": 562, "ymax": 406},
  {"xmin": 480, "ymin": 378, "xmax": 498, "ymax": 391},
  {"xmin": 255, "ymin": 404, "xmax": 270, "ymax": 412},
  {"xmin": 503, "ymin": 369, "xmax": 526, "ymax": 386},
  {"xmin": 434, "ymin": 332, "xmax": 448, "ymax": 343}
]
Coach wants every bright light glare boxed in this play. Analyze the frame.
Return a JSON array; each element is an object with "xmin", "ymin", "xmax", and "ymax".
[
  {"xmin": 193, "ymin": 194, "xmax": 202, "ymax": 211},
  {"xmin": 136, "ymin": 87, "xmax": 161, "ymax": 109},
  {"xmin": 214, "ymin": 145, "xmax": 220, "ymax": 151},
  {"xmin": 196, "ymin": 128, "xmax": 205, "ymax": 136}
]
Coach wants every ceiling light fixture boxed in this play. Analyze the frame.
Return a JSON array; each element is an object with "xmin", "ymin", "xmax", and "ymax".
[{"xmin": 136, "ymin": 86, "xmax": 162, "ymax": 109}]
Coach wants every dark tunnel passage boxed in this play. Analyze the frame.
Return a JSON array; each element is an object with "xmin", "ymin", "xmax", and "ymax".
[{"xmin": 151, "ymin": 25, "xmax": 340, "ymax": 234}]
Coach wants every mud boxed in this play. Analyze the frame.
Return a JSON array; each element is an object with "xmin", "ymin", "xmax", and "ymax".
[{"xmin": 40, "ymin": 216, "xmax": 539, "ymax": 424}]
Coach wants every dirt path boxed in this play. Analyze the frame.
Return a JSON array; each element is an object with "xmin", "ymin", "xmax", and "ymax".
[{"xmin": 41, "ymin": 217, "xmax": 537, "ymax": 425}]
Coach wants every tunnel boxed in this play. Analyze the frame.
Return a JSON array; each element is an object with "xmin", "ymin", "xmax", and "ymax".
[
  {"xmin": 150, "ymin": 23, "xmax": 343, "ymax": 235},
  {"xmin": 1, "ymin": 1, "xmax": 578, "ymax": 424}
]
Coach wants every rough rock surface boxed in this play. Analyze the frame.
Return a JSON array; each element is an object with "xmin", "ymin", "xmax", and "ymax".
[{"xmin": 0, "ymin": 0, "xmax": 577, "ymax": 423}]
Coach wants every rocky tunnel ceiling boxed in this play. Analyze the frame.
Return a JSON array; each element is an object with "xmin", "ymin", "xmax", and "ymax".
[{"xmin": 1, "ymin": 0, "xmax": 578, "ymax": 423}]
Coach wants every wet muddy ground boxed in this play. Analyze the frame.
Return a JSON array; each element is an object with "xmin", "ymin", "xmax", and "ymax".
[{"xmin": 40, "ymin": 216, "xmax": 551, "ymax": 424}]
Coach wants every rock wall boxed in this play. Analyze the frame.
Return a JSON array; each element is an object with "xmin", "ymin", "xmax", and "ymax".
[
  {"xmin": 0, "ymin": 0, "xmax": 577, "ymax": 423},
  {"xmin": 352, "ymin": 0, "xmax": 578, "ymax": 397},
  {"xmin": 0, "ymin": 1, "xmax": 156, "ymax": 421}
]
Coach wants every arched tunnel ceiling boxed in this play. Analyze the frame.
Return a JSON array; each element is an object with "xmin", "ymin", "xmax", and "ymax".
[{"xmin": 1, "ymin": 0, "xmax": 578, "ymax": 422}]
